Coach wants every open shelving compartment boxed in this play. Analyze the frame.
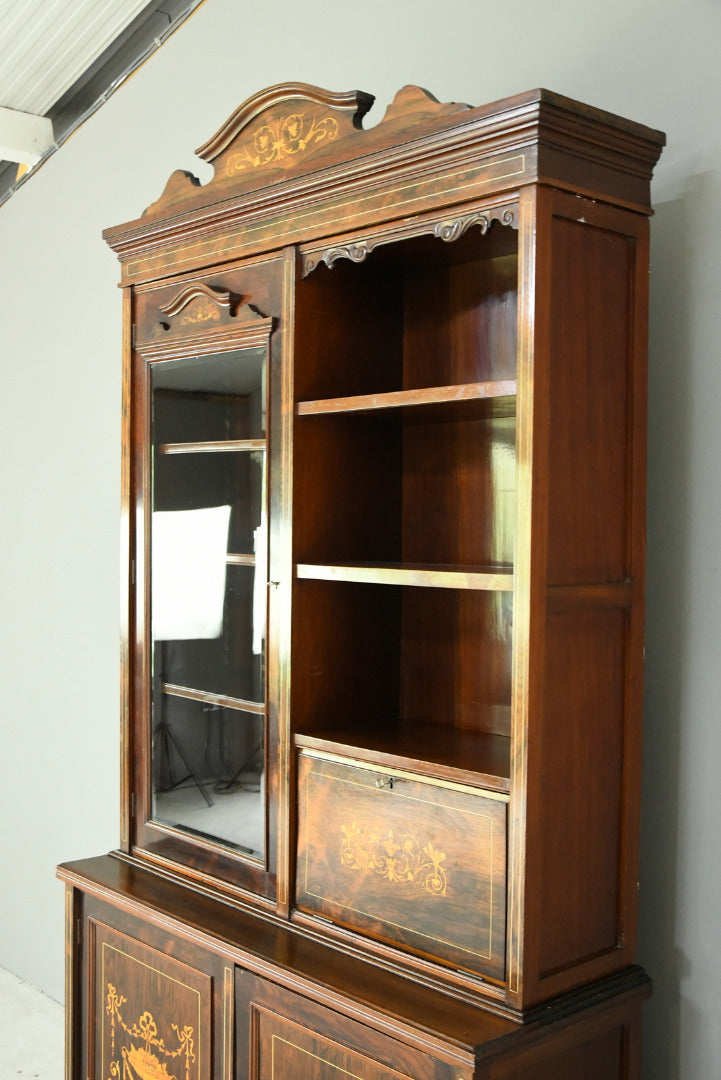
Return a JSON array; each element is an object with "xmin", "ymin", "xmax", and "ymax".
[{"xmin": 291, "ymin": 217, "xmax": 519, "ymax": 794}]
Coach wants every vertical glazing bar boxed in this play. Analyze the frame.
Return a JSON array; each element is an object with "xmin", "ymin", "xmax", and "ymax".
[
  {"xmin": 120, "ymin": 285, "xmax": 133, "ymax": 851},
  {"xmin": 507, "ymin": 183, "xmax": 553, "ymax": 1003},
  {"xmin": 272, "ymin": 246, "xmax": 297, "ymax": 914}
]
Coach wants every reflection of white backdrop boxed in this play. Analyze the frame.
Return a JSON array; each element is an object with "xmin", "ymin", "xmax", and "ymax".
[
  {"xmin": 152, "ymin": 505, "xmax": 231, "ymax": 640},
  {"xmin": 253, "ymin": 513, "xmax": 267, "ymax": 655}
]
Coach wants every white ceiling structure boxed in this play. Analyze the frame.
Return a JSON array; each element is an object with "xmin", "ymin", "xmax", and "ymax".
[{"xmin": 0, "ymin": 0, "xmax": 205, "ymax": 203}]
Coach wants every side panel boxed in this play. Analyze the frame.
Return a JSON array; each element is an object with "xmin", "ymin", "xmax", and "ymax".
[
  {"xmin": 521, "ymin": 189, "xmax": 649, "ymax": 1005},
  {"xmin": 538, "ymin": 608, "xmax": 627, "ymax": 974},
  {"xmin": 478, "ymin": 996, "xmax": 644, "ymax": 1080},
  {"xmin": 545, "ymin": 214, "xmax": 635, "ymax": 585}
]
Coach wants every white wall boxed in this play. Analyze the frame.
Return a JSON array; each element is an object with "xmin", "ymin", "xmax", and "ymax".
[{"xmin": 1, "ymin": 1, "xmax": 719, "ymax": 1076}]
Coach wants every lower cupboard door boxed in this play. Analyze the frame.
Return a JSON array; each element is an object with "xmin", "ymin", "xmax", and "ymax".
[
  {"xmin": 236, "ymin": 971, "xmax": 469, "ymax": 1080},
  {"xmin": 295, "ymin": 751, "xmax": 508, "ymax": 981},
  {"xmin": 91, "ymin": 920, "xmax": 213, "ymax": 1080}
]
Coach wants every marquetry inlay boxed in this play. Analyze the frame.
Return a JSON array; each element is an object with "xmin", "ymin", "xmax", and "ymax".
[
  {"xmin": 340, "ymin": 822, "xmax": 448, "ymax": 897},
  {"xmin": 105, "ymin": 982, "xmax": 196, "ymax": 1080},
  {"xmin": 226, "ymin": 113, "xmax": 339, "ymax": 174}
]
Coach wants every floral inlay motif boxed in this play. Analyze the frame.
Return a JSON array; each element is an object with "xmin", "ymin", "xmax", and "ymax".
[
  {"xmin": 105, "ymin": 983, "xmax": 196, "ymax": 1080},
  {"xmin": 179, "ymin": 299, "xmax": 221, "ymax": 325},
  {"xmin": 340, "ymin": 822, "xmax": 448, "ymax": 897},
  {"xmin": 226, "ymin": 113, "xmax": 339, "ymax": 173}
]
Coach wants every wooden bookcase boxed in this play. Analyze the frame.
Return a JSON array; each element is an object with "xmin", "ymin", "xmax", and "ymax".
[{"xmin": 59, "ymin": 82, "xmax": 664, "ymax": 1079}]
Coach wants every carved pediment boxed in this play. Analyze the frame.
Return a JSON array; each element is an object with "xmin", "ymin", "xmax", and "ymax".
[
  {"xmin": 197, "ymin": 83, "xmax": 373, "ymax": 173},
  {"xmin": 157, "ymin": 282, "xmax": 240, "ymax": 330},
  {"xmin": 135, "ymin": 281, "xmax": 272, "ymax": 356},
  {"xmin": 142, "ymin": 82, "xmax": 470, "ymax": 218}
]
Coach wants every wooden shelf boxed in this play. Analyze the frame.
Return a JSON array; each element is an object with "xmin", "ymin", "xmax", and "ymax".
[
  {"xmin": 294, "ymin": 719, "xmax": 511, "ymax": 793},
  {"xmin": 296, "ymin": 561, "xmax": 513, "ymax": 591},
  {"xmin": 161, "ymin": 682, "xmax": 264, "ymax": 715},
  {"xmin": 158, "ymin": 438, "xmax": 266, "ymax": 454},
  {"xmin": 296, "ymin": 381, "xmax": 517, "ymax": 421}
]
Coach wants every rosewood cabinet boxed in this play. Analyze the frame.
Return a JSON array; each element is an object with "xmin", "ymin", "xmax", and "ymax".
[{"xmin": 59, "ymin": 81, "xmax": 664, "ymax": 1078}]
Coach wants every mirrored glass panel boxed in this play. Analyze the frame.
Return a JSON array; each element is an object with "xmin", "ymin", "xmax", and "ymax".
[{"xmin": 149, "ymin": 347, "xmax": 267, "ymax": 860}]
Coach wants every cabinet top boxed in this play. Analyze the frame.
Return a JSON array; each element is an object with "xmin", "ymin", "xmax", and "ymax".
[{"xmin": 104, "ymin": 82, "xmax": 665, "ymax": 280}]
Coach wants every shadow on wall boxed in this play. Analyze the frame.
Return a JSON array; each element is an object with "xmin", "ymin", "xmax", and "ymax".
[{"xmin": 639, "ymin": 184, "xmax": 697, "ymax": 1080}]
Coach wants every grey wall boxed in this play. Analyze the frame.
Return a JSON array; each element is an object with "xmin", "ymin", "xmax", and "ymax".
[{"xmin": 1, "ymin": 1, "xmax": 719, "ymax": 1076}]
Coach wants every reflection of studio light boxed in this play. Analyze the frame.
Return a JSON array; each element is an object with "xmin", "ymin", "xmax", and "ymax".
[
  {"xmin": 253, "ymin": 513, "xmax": 267, "ymax": 654},
  {"xmin": 152, "ymin": 505, "xmax": 231, "ymax": 640}
]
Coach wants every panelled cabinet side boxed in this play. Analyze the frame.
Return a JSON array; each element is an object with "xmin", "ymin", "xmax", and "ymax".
[
  {"xmin": 60, "ymin": 80, "xmax": 663, "ymax": 1079},
  {"xmin": 532, "ymin": 192, "xmax": 651, "ymax": 1002},
  {"xmin": 512, "ymin": 188, "xmax": 653, "ymax": 1008}
]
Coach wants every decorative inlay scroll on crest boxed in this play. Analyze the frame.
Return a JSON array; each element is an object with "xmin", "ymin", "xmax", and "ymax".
[
  {"xmin": 225, "ymin": 113, "xmax": 340, "ymax": 174},
  {"xmin": 195, "ymin": 83, "xmax": 374, "ymax": 164},
  {"xmin": 106, "ymin": 982, "xmax": 196, "ymax": 1080},
  {"xmin": 340, "ymin": 821, "xmax": 448, "ymax": 897}
]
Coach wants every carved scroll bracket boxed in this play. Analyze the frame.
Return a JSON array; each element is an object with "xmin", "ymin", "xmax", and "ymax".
[
  {"xmin": 301, "ymin": 203, "xmax": 519, "ymax": 276},
  {"xmin": 434, "ymin": 206, "xmax": 517, "ymax": 242}
]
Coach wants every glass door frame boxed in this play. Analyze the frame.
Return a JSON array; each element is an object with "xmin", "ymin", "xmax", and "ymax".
[{"xmin": 128, "ymin": 309, "xmax": 278, "ymax": 902}]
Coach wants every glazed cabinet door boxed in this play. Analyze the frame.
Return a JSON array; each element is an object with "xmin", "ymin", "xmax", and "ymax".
[
  {"xmin": 124, "ymin": 254, "xmax": 288, "ymax": 902},
  {"xmin": 235, "ymin": 971, "xmax": 470, "ymax": 1080}
]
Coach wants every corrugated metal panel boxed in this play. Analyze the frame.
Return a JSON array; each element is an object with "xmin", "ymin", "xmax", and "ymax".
[
  {"xmin": 0, "ymin": 0, "xmax": 205, "ymax": 205},
  {"xmin": 0, "ymin": 0, "xmax": 153, "ymax": 114}
]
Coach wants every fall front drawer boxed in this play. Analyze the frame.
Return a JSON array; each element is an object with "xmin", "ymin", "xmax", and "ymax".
[{"xmin": 295, "ymin": 751, "xmax": 508, "ymax": 982}]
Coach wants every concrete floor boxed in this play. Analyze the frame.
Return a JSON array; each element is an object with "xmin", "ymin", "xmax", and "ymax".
[{"xmin": 0, "ymin": 966, "xmax": 63, "ymax": 1080}]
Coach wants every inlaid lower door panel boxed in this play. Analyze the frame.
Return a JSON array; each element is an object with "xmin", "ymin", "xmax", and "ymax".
[
  {"xmin": 90, "ymin": 920, "xmax": 213, "ymax": 1080},
  {"xmin": 295, "ymin": 751, "xmax": 507, "ymax": 980},
  {"xmin": 236, "ymin": 970, "xmax": 469, "ymax": 1080}
]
